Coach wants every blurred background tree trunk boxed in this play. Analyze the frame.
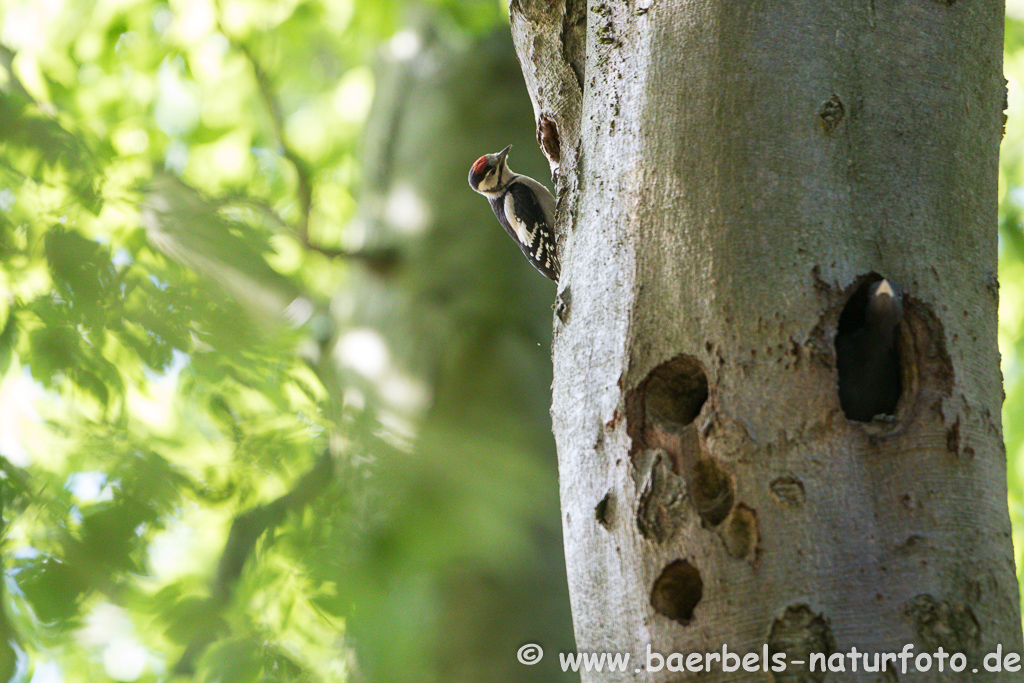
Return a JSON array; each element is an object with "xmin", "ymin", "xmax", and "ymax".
[
  {"xmin": 341, "ymin": 14, "xmax": 574, "ymax": 682},
  {"xmin": 512, "ymin": 0, "xmax": 1024, "ymax": 679}
]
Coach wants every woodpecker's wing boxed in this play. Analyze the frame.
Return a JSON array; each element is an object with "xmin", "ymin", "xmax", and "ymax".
[
  {"xmin": 514, "ymin": 174, "xmax": 556, "ymax": 224},
  {"xmin": 500, "ymin": 181, "xmax": 560, "ymax": 281}
]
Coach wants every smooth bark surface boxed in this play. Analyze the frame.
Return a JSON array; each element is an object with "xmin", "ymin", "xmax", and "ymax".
[{"xmin": 512, "ymin": 0, "xmax": 1022, "ymax": 679}]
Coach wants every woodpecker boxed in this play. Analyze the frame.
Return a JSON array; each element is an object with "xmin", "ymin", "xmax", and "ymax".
[
  {"xmin": 468, "ymin": 145, "xmax": 559, "ymax": 281},
  {"xmin": 835, "ymin": 278, "xmax": 904, "ymax": 422}
]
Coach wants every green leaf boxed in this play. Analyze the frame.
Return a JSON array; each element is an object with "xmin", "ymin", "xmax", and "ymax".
[
  {"xmin": 0, "ymin": 309, "xmax": 17, "ymax": 377},
  {"xmin": 44, "ymin": 227, "xmax": 116, "ymax": 322},
  {"xmin": 79, "ymin": 496, "xmax": 155, "ymax": 571},
  {"xmin": 163, "ymin": 596, "xmax": 225, "ymax": 645},
  {"xmin": 15, "ymin": 556, "xmax": 87, "ymax": 624}
]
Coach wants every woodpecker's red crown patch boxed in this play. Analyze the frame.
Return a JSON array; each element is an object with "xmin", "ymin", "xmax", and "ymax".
[{"xmin": 471, "ymin": 156, "xmax": 489, "ymax": 175}]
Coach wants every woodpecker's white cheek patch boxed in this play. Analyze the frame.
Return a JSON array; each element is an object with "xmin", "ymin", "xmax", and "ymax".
[
  {"xmin": 503, "ymin": 193, "xmax": 532, "ymax": 244},
  {"xmin": 477, "ymin": 173, "xmax": 497, "ymax": 193}
]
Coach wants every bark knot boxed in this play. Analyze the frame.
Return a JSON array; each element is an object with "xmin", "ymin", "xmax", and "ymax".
[
  {"xmin": 818, "ymin": 94, "xmax": 845, "ymax": 133},
  {"xmin": 767, "ymin": 604, "xmax": 835, "ymax": 682},
  {"xmin": 905, "ymin": 594, "xmax": 981, "ymax": 660}
]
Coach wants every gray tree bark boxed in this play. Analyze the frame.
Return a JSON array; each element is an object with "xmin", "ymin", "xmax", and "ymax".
[{"xmin": 511, "ymin": 0, "xmax": 1023, "ymax": 680}]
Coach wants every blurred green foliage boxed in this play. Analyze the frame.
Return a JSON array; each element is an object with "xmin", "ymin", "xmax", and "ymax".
[
  {"xmin": 1003, "ymin": 9, "xmax": 1024, "ymax": 634},
  {"xmin": 3, "ymin": 0, "xmax": 1024, "ymax": 682},
  {"xmin": 0, "ymin": 0, "xmax": 576, "ymax": 681}
]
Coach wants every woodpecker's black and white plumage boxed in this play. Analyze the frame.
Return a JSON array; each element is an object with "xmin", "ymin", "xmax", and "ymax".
[
  {"xmin": 835, "ymin": 278, "xmax": 904, "ymax": 422},
  {"xmin": 468, "ymin": 145, "xmax": 559, "ymax": 281}
]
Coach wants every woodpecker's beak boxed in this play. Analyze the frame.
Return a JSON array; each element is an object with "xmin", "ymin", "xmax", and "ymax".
[{"xmin": 497, "ymin": 145, "xmax": 512, "ymax": 165}]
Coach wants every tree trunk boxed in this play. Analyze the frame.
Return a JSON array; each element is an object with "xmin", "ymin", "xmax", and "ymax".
[{"xmin": 512, "ymin": 0, "xmax": 1022, "ymax": 679}]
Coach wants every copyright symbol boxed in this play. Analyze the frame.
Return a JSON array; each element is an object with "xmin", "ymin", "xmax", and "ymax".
[{"xmin": 517, "ymin": 643, "xmax": 543, "ymax": 665}]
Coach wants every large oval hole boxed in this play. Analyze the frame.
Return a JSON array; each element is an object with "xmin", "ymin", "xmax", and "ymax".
[
  {"xmin": 835, "ymin": 276, "xmax": 903, "ymax": 422},
  {"xmin": 650, "ymin": 559, "xmax": 703, "ymax": 625}
]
